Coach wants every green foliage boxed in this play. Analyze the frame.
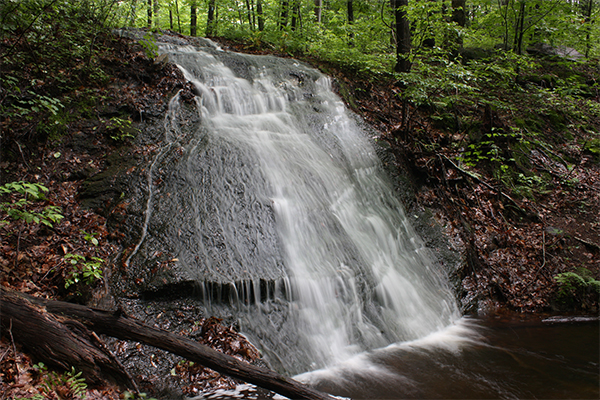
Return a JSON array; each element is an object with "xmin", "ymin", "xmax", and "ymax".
[
  {"xmin": 40, "ymin": 366, "xmax": 88, "ymax": 399},
  {"xmin": 584, "ymin": 138, "xmax": 600, "ymax": 158},
  {"xmin": 7, "ymin": 91, "xmax": 64, "ymax": 121},
  {"xmin": 81, "ymin": 230, "xmax": 100, "ymax": 246},
  {"xmin": 64, "ymin": 253, "xmax": 104, "ymax": 289},
  {"xmin": 106, "ymin": 116, "xmax": 137, "ymax": 141},
  {"xmin": 554, "ymin": 268, "xmax": 600, "ymax": 309},
  {"xmin": 0, "ymin": 182, "xmax": 64, "ymax": 228},
  {"xmin": 396, "ymin": 53, "xmax": 478, "ymax": 108},
  {"xmin": 458, "ymin": 131, "xmax": 508, "ymax": 167},
  {"xmin": 139, "ymin": 32, "xmax": 159, "ymax": 60}
]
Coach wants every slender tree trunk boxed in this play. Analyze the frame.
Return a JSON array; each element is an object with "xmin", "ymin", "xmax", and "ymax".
[
  {"xmin": 153, "ymin": 0, "xmax": 159, "ymax": 30},
  {"xmin": 190, "ymin": 0, "xmax": 197, "ymax": 36},
  {"xmin": 175, "ymin": 0, "xmax": 182, "ymax": 33},
  {"xmin": 347, "ymin": 0, "xmax": 354, "ymax": 44},
  {"xmin": 514, "ymin": 0, "xmax": 526, "ymax": 54},
  {"xmin": 257, "ymin": 0, "xmax": 265, "ymax": 31},
  {"xmin": 245, "ymin": 0, "xmax": 254, "ymax": 30},
  {"xmin": 393, "ymin": 0, "xmax": 411, "ymax": 72},
  {"xmin": 280, "ymin": 0, "xmax": 289, "ymax": 30},
  {"xmin": 452, "ymin": 0, "xmax": 466, "ymax": 27},
  {"xmin": 499, "ymin": 0, "xmax": 510, "ymax": 50},
  {"xmin": 147, "ymin": 0, "xmax": 152, "ymax": 28},
  {"xmin": 314, "ymin": 0, "xmax": 322, "ymax": 23},
  {"xmin": 390, "ymin": 0, "xmax": 396, "ymax": 47},
  {"xmin": 207, "ymin": 0, "xmax": 217, "ymax": 36},
  {"xmin": 584, "ymin": 0, "xmax": 593, "ymax": 57},
  {"xmin": 169, "ymin": 9, "xmax": 173, "ymax": 30},
  {"xmin": 347, "ymin": 0, "xmax": 354, "ymax": 22},
  {"xmin": 291, "ymin": 0, "xmax": 300, "ymax": 31}
]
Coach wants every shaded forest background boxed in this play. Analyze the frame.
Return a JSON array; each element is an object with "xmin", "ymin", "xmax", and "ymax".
[{"xmin": 1, "ymin": 0, "xmax": 599, "ymax": 398}]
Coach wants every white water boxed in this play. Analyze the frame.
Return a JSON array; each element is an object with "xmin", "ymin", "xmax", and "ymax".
[{"xmin": 158, "ymin": 42, "xmax": 460, "ymax": 373}]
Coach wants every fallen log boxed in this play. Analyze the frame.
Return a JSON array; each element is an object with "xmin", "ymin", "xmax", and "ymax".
[
  {"xmin": 0, "ymin": 289, "xmax": 133, "ymax": 387},
  {"xmin": 0, "ymin": 288, "xmax": 335, "ymax": 400}
]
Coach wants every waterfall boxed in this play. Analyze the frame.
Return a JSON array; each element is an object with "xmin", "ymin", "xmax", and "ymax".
[{"xmin": 129, "ymin": 39, "xmax": 460, "ymax": 374}]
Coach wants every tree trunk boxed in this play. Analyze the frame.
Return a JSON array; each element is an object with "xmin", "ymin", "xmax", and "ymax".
[
  {"xmin": 514, "ymin": 0, "xmax": 526, "ymax": 54},
  {"xmin": 153, "ymin": 0, "xmax": 159, "ymax": 30},
  {"xmin": 393, "ymin": 0, "xmax": 411, "ymax": 72},
  {"xmin": 257, "ymin": 0, "xmax": 265, "ymax": 31},
  {"xmin": 291, "ymin": 0, "xmax": 300, "ymax": 31},
  {"xmin": 176, "ymin": 0, "xmax": 182, "ymax": 33},
  {"xmin": 347, "ymin": 0, "xmax": 354, "ymax": 23},
  {"xmin": 0, "ymin": 289, "xmax": 335, "ymax": 400},
  {"xmin": 190, "ymin": 0, "xmax": 197, "ymax": 36},
  {"xmin": 584, "ymin": 0, "xmax": 593, "ymax": 57},
  {"xmin": 207, "ymin": 0, "xmax": 217, "ymax": 36},
  {"xmin": 451, "ymin": 0, "xmax": 466, "ymax": 27},
  {"xmin": 280, "ymin": 0, "xmax": 289, "ymax": 30},
  {"xmin": 0, "ymin": 289, "xmax": 132, "ymax": 386},
  {"xmin": 314, "ymin": 0, "xmax": 322, "ymax": 23},
  {"xmin": 147, "ymin": 0, "xmax": 152, "ymax": 28},
  {"xmin": 347, "ymin": 0, "xmax": 354, "ymax": 44},
  {"xmin": 245, "ymin": 0, "xmax": 254, "ymax": 30}
]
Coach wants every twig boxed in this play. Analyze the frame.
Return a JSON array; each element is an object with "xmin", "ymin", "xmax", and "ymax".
[
  {"xmin": 440, "ymin": 154, "xmax": 532, "ymax": 216},
  {"xmin": 14, "ymin": 140, "xmax": 30, "ymax": 171},
  {"xmin": 533, "ymin": 230, "xmax": 547, "ymax": 279},
  {"xmin": 39, "ymin": 259, "xmax": 65, "ymax": 282},
  {"xmin": 9, "ymin": 319, "xmax": 17, "ymax": 364},
  {"xmin": 0, "ymin": 348, "xmax": 9, "ymax": 364},
  {"xmin": 0, "ymin": 320, "xmax": 13, "ymax": 364},
  {"xmin": 574, "ymin": 236, "xmax": 600, "ymax": 251}
]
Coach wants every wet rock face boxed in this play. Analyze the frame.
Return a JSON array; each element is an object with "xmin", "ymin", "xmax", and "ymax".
[{"xmin": 120, "ymin": 133, "xmax": 287, "ymax": 295}]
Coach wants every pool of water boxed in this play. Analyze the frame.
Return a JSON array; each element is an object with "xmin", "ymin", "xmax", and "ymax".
[{"xmin": 296, "ymin": 314, "xmax": 599, "ymax": 399}]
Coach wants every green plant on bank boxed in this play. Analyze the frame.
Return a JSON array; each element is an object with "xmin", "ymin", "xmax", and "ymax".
[
  {"xmin": 139, "ymin": 32, "xmax": 159, "ymax": 60},
  {"xmin": 6, "ymin": 90, "xmax": 64, "ymax": 120},
  {"xmin": 16, "ymin": 363, "xmax": 88, "ymax": 400},
  {"xmin": 554, "ymin": 268, "xmax": 600, "ymax": 308},
  {"xmin": 106, "ymin": 116, "xmax": 137, "ymax": 141},
  {"xmin": 81, "ymin": 229, "xmax": 100, "ymax": 246},
  {"xmin": 0, "ymin": 182, "xmax": 63, "ymax": 228},
  {"xmin": 64, "ymin": 253, "xmax": 104, "ymax": 289}
]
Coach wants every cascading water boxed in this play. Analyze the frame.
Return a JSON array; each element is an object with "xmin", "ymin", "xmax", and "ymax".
[{"xmin": 127, "ymin": 38, "xmax": 460, "ymax": 375}]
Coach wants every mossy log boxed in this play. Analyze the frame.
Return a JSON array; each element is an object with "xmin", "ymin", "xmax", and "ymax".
[{"xmin": 0, "ymin": 288, "xmax": 335, "ymax": 400}]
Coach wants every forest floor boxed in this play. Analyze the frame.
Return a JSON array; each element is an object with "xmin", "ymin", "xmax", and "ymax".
[{"xmin": 1, "ymin": 29, "xmax": 599, "ymax": 398}]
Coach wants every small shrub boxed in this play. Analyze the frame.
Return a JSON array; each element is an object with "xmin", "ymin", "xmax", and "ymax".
[
  {"xmin": 554, "ymin": 268, "xmax": 600, "ymax": 310},
  {"xmin": 139, "ymin": 32, "xmax": 159, "ymax": 60},
  {"xmin": 64, "ymin": 254, "xmax": 104, "ymax": 289},
  {"xmin": 0, "ymin": 182, "xmax": 63, "ymax": 227},
  {"xmin": 106, "ymin": 116, "xmax": 137, "ymax": 142},
  {"xmin": 40, "ymin": 366, "xmax": 87, "ymax": 399}
]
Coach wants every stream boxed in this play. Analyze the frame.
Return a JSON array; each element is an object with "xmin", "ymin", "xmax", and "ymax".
[{"xmin": 298, "ymin": 314, "xmax": 599, "ymax": 399}]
